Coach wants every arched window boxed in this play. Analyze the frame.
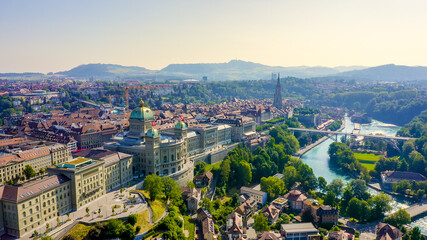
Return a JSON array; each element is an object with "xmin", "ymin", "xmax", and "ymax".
[
  {"xmin": 163, "ymin": 156, "xmax": 167, "ymax": 162},
  {"xmin": 171, "ymin": 154, "xmax": 175, "ymax": 161},
  {"xmin": 163, "ymin": 169, "xmax": 168, "ymax": 175},
  {"xmin": 172, "ymin": 168, "xmax": 176, "ymax": 173}
]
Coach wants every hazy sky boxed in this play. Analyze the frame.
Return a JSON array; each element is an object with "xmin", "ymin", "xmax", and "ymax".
[{"xmin": 1, "ymin": 0, "xmax": 427, "ymax": 73}]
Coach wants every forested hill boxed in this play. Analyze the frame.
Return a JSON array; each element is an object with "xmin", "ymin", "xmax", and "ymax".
[
  {"xmin": 160, "ymin": 60, "xmax": 365, "ymax": 80},
  {"xmin": 334, "ymin": 64, "xmax": 427, "ymax": 81},
  {"xmin": 56, "ymin": 64, "xmax": 153, "ymax": 78},
  {"xmin": 397, "ymin": 110, "xmax": 427, "ymax": 138}
]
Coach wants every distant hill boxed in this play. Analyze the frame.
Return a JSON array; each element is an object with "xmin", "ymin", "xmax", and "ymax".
[
  {"xmin": 0, "ymin": 72, "xmax": 44, "ymax": 77},
  {"xmin": 333, "ymin": 64, "xmax": 427, "ymax": 81},
  {"xmin": 5, "ymin": 61, "xmax": 427, "ymax": 82},
  {"xmin": 56, "ymin": 63, "xmax": 153, "ymax": 78},
  {"xmin": 160, "ymin": 60, "xmax": 367, "ymax": 80}
]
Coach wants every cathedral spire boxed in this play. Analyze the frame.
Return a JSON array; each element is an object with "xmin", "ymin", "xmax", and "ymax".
[{"xmin": 273, "ymin": 73, "xmax": 282, "ymax": 109}]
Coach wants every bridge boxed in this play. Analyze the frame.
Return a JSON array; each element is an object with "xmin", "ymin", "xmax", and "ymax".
[
  {"xmin": 288, "ymin": 128, "xmax": 415, "ymax": 141},
  {"xmin": 403, "ymin": 200, "xmax": 427, "ymax": 219}
]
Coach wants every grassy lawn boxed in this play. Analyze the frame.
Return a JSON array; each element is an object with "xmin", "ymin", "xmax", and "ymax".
[
  {"xmin": 219, "ymin": 196, "xmax": 231, "ymax": 204},
  {"xmin": 151, "ymin": 198, "xmax": 166, "ymax": 222},
  {"xmin": 354, "ymin": 153, "xmax": 381, "ymax": 162},
  {"xmin": 355, "ymin": 153, "xmax": 381, "ymax": 171},
  {"xmin": 204, "ymin": 161, "xmax": 222, "ymax": 172},
  {"xmin": 361, "ymin": 162, "xmax": 376, "ymax": 171},
  {"xmin": 135, "ymin": 190, "xmax": 166, "ymax": 222},
  {"xmin": 65, "ymin": 223, "xmax": 92, "ymax": 240},
  {"xmin": 183, "ymin": 216, "xmax": 196, "ymax": 240},
  {"xmin": 136, "ymin": 209, "xmax": 153, "ymax": 233}
]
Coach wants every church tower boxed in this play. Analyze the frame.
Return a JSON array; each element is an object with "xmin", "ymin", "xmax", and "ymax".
[{"xmin": 273, "ymin": 73, "xmax": 282, "ymax": 109}]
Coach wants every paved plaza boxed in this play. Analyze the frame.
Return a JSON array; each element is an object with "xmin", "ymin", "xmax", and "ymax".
[{"xmin": 7, "ymin": 183, "xmax": 147, "ymax": 240}]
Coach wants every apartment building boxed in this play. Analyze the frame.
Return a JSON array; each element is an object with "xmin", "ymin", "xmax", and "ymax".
[{"xmin": 0, "ymin": 174, "xmax": 72, "ymax": 237}]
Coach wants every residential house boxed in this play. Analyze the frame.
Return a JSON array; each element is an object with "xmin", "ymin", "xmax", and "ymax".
[
  {"xmin": 227, "ymin": 212, "xmax": 244, "ymax": 240},
  {"xmin": 240, "ymin": 186, "xmax": 267, "ymax": 206},
  {"xmin": 181, "ymin": 187, "xmax": 201, "ymax": 212},
  {"xmin": 258, "ymin": 231, "xmax": 281, "ymax": 240},
  {"xmin": 271, "ymin": 196, "xmax": 288, "ymax": 213},
  {"xmin": 261, "ymin": 205, "xmax": 281, "ymax": 224},
  {"xmin": 202, "ymin": 215, "xmax": 216, "ymax": 240},
  {"xmin": 317, "ymin": 205, "xmax": 338, "ymax": 225},
  {"xmin": 235, "ymin": 196, "xmax": 257, "ymax": 221},
  {"xmin": 329, "ymin": 231, "xmax": 354, "ymax": 240},
  {"xmin": 284, "ymin": 190, "xmax": 307, "ymax": 211},
  {"xmin": 375, "ymin": 223, "xmax": 403, "ymax": 240},
  {"xmin": 194, "ymin": 171, "xmax": 213, "ymax": 188}
]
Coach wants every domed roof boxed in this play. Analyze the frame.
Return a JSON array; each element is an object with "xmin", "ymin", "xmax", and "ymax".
[
  {"xmin": 145, "ymin": 127, "xmax": 159, "ymax": 137},
  {"xmin": 130, "ymin": 100, "xmax": 154, "ymax": 120},
  {"xmin": 175, "ymin": 121, "xmax": 187, "ymax": 129}
]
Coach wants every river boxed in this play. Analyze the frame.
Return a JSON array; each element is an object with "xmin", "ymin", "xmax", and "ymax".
[{"xmin": 300, "ymin": 116, "xmax": 426, "ymax": 234}]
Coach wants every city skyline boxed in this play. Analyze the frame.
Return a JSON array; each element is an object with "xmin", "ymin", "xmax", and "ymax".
[{"xmin": 1, "ymin": 0, "xmax": 427, "ymax": 73}]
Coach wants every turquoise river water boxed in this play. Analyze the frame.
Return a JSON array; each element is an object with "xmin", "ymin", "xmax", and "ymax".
[{"xmin": 300, "ymin": 117, "xmax": 426, "ymax": 233}]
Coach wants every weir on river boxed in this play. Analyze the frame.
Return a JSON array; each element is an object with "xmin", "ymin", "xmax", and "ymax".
[{"xmin": 298, "ymin": 116, "xmax": 427, "ymax": 234}]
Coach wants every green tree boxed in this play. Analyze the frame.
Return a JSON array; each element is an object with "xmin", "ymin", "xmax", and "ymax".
[
  {"xmin": 369, "ymin": 193, "xmax": 392, "ymax": 219},
  {"xmin": 86, "ymin": 207, "xmax": 89, "ymax": 215},
  {"xmin": 253, "ymin": 214, "xmax": 270, "ymax": 232},
  {"xmin": 23, "ymin": 165, "xmax": 36, "ymax": 180},
  {"xmin": 283, "ymin": 166, "xmax": 298, "ymax": 188},
  {"xmin": 349, "ymin": 179, "xmax": 369, "ymax": 200},
  {"xmin": 274, "ymin": 213, "xmax": 291, "ymax": 230},
  {"xmin": 384, "ymin": 209, "xmax": 411, "ymax": 228},
  {"xmin": 346, "ymin": 197, "xmax": 361, "ymax": 220},
  {"xmin": 143, "ymin": 174, "xmax": 164, "ymax": 200},
  {"xmin": 327, "ymin": 178, "xmax": 345, "ymax": 197},
  {"xmin": 187, "ymin": 181, "xmax": 196, "ymax": 188},
  {"xmin": 359, "ymin": 200, "xmax": 370, "ymax": 222},
  {"xmin": 200, "ymin": 197, "xmax": 214, "ymax": 213},
  {"xmin": 324, "ymin": 191, "xmax": 337, "ymax": 207},
  {"xmin": 162, "ymin": 177, "xmax": 183, "ymax": 206},
  {"xmin": 416, "ymin": 189, "xmax": 425, "ymax": 201},
  {"xmin": 127, "ymin": 214, "xmax": 138, "ymax": 226},
  {"xmin": 260, "ymin": 176, "xmax": 285, "ymax": 201},
  {"xmin": 238, "ymin": 161, "xmax": 252, "ymax": 186},
  {"xmin": 409, "ymin": 227, "xmax": 421, "ymax": 240},
  {"xmin": 194, "ymin": 162, "xmax": 207, "ymax": 175},
  {"xmin": 318, "ymin": 177, "xmax": 327, "ymax": 193}
]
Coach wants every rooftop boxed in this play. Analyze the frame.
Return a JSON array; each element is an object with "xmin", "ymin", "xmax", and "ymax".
[
  {"xmin": 56, "ymin": 157, "xmax": 96, "ymax": 170},
  {"xmin": 1, "ymin": 174, "xmax": 70, "ymax": 202},
  {"xmin": 241, "ymin": 186, "xmax": 266, "ymax": 196},
  {"xmin": 281, "ymin": 223, "xmax": 318, "ymax": 233}
]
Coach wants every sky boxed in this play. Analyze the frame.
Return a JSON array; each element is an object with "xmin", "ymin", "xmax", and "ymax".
[{"xmin": 1, "ymin": 0, "xmax": 427, "ymax": 73}]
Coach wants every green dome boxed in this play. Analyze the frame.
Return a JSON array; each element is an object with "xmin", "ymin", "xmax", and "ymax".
[
  {"xmin": 175, "ymin": 121, "xmax": 187, "ymax": 129},
  {"xmin": 146, "ymin": 128, "xmax": 159, "ymax": 137},
  {"xmin": 130, "ymin": 100, "xmax": 154, "ymax": 120}
]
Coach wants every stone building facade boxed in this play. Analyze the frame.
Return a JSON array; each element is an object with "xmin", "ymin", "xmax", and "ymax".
[{"xmin": 105, "ymin": 101, "xmax": 234, "ymax": 186}]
